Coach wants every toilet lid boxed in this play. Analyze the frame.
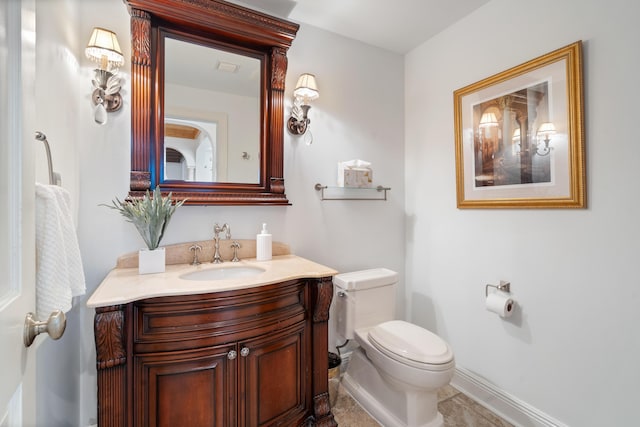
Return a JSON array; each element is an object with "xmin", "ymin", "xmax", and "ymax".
[{"xmin": 368, "ymin": 320, "xmax": 453, "ymax": 366}]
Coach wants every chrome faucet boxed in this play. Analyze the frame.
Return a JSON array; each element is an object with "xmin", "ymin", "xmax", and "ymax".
[{"xmin": 212, "ymin": 223, "xmax": 231, "ymax": 263}]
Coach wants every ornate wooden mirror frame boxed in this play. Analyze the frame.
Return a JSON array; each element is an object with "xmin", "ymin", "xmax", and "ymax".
[{"xmin": 124, "ymin": 0, "xmax": 299, "ymax": 205}]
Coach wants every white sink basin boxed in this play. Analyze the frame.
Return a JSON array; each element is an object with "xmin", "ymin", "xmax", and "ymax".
[{"xmin": 180, "ymin": 265, "xmax": 266, "ymax": 281}]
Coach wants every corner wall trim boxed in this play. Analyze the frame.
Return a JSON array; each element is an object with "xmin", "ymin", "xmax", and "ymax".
[{"xmin": 451, "ymin": 367, "xmax": 568, "ymax": 427}]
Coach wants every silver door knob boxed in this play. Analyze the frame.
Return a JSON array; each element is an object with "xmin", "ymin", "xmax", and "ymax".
[
  {"xmin": 240, "ymin": 347, "xmax": 250, "ymax": 357},
  {"xmin": 227, "ymin": 350, "xmax": 237, "ymax": 360},
  {"xmin": 23, "ymin": 310, "xmax": 66, "ymax": 347}
]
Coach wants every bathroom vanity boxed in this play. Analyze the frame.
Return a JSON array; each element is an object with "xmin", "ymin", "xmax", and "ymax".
[{"xmin": 88, "ymin": 255, "xmax": 338, "ymax": 426}]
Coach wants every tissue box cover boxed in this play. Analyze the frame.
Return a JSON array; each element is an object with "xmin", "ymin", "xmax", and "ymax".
[{"xmin": 339, "ymin": 167, "xmax": 372, "ymax": 188}]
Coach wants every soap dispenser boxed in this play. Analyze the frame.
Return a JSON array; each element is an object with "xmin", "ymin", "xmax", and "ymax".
[{"xmin": 256, "ymin": 223, "xmax": 272, "ymax": 261}]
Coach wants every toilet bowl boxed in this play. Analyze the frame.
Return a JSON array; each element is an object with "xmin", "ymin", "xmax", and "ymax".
[
  {"xmin": 333, "ymin": 269, "xmax": 455, "ymax": 427},
  {"xmin": 360, "ymin": 320, "xmax": 455, "ymax": 391}
]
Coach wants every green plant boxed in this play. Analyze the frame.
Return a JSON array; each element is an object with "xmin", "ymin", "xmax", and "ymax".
[{"xmin": 103, "ymin": 187, "xmax": 185, "ymax": 250}]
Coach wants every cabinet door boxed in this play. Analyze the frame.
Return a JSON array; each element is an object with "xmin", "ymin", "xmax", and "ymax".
[
  {"xmin": 239, "ymin": 322, "xmax": 309, "ymax": 426},
  {"xmin": 135, "ymin": 344, "xmax": 237, "ymax": 427}
]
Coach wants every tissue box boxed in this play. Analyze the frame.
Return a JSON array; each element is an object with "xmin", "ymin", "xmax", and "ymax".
[
  {"xmin": 341, "ymin": 168, "xmax": 372, "ymax": 187},
  {"xmin": 338, "ymin": 161, "xmax": 373, "ymax": 188}
]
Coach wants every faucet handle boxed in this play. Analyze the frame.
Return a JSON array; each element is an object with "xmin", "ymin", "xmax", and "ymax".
[
  {"xmin": 189, "ymin": 244, "xmax": 202, "ymax": 265},
  {"xmin": 213, "ymin": 223, "xmax": 231, "ymax": 239},
  {"xmin": 231, "ymin": 241, "xmax": 241, "ymax": 262}
]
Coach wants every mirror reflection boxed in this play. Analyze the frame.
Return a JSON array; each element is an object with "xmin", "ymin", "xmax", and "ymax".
[
  {"xmin": 164, "ymin": 118, "xmax": 218, "ymax": 181},
  {"xmin": 163, "ymin": 37, "xmax": 261, "ymax": 184}
]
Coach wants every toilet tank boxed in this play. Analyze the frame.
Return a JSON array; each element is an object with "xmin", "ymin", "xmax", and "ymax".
[{"xmin": 333, "ymin": 268, "xmax": 399, "ymax": 339}]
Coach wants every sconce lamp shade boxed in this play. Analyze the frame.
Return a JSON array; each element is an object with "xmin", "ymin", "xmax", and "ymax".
[
  {"xmin": 288, "ymin": 73, "xmax": 319, "ymax": 138},
  {"xmin": 479, "ymin": 111, "xmax": 498, "ymax": 128},
  {"xmin": 85, "ymin": 27, "xmax": 125, "ymax": 70},
  {"xmin": 86, "ymin": 27, "xmax": 125, "ymax": 123},
  {"xmin": 538, "ymin": 122, "xmax": 557, "ymax": 138},
  {"xmin": 293, "ymin": 73, "xmax": 319, "ymax": 102}
]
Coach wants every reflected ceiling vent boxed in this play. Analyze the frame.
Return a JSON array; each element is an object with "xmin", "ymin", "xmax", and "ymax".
[{"xmin": 217, "ymin": 61, "xmax": 239, "ymax": 73}]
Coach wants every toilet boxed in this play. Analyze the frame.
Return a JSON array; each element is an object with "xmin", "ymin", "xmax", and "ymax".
[{"xmin": 333, "ymin": 268, "xmax": 455, "ymax": 427}]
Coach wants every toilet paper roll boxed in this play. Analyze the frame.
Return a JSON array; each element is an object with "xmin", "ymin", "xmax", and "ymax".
[{"xmin": 485, "ymin": 292, "xmax": 515, "ymax": 318}]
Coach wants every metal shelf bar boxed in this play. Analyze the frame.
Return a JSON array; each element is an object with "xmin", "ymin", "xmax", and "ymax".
[{"xmin": 314, "ymin": 183, "xmax": 390, "ymax": 201}]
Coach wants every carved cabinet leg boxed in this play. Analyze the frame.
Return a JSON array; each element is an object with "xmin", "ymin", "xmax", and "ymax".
[
  {"xmin": 311, "ymin": 278, "xmax": 338, "ymax": 426},
  {"xmin": 95, "ymin": 305, "xmax": 128, "ymax": 427}
]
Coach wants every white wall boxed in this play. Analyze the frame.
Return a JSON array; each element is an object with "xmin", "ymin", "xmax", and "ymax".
[
  {"xmin": 405, "ymin": 0, "xmax": 640, "ymax": 425},
  {"xmin": 59, "ymin": 2, "xmax": 405, "ymax": 424},
  {"xmin": 34, "ymin": 0, "xmax": 84, "ymax": 425}
]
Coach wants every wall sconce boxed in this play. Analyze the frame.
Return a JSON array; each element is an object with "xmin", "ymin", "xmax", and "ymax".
[
  {"xmin": 479, "ymin": 112, "xmax": 499, "ymax": 128},
  {"xmin": 511, "ymin": 128, "xmax": 521, "ymax": 155},
  {"xmin": 512, "ymin": 128, "xmax": 521, "ymax": 142},
  {"xmin": 85, "ymin": 27, "xmax": 125, "ymax": 124},
  {"xmin": 535, "ymin": 122, "xmax": 556, "ymax": 156},
  {"xmin": 287, "ymin": 73, "xmax": 319, "ymax": 140}
]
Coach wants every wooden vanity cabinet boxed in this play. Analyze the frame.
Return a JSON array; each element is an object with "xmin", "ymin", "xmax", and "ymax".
[{"xmin": 94, "ymin": 277, "xmax": 336, "ymax": 427}]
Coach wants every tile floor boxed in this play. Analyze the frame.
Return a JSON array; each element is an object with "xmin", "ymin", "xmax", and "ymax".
[{"xmin": 329, "ymin": 379, "xmax": 513, "ymax": 427}]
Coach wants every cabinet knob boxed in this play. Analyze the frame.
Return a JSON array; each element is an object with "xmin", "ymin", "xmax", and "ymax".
[
  {"xmin": 227, "ymin": 350, "xmax": 237, "ymax": 360},
  {"xmin": 240, "ymin": 347, "xmax": 250, "ymax": 357}
]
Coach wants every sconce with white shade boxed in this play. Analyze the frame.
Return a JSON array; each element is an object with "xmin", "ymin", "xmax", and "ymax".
[
  {"xmin": 479, "ymin": 112, "xmax": 499, "ymax": 128},
  {"xmin": 85, "ymin": 27, "xmax": 125, "ymax": 125},
  {"xmin": 511, "ymin": 127, "xmax": 522, "ymax": 155},
  {"xmin": 534, "ymin": 122, "xmax": 556, "ymax": 156},
  {"xmin": 287, "ymin": 73, "xmax": 319, "ymax": 141}
]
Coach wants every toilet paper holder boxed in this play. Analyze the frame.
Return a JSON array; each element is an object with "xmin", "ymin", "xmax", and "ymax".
[{"xmin": 485, "ymin": 280, "xmax": 511, "ymax": 296}]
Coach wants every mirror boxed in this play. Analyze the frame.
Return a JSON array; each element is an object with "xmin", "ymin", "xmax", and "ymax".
[
  {"xmin": 164, "ymin": 37, "xmax": 260, "ymax": 184},
  {"xmin": 124, "ymin": 0, "xmax": 299, "ymax": 205}
]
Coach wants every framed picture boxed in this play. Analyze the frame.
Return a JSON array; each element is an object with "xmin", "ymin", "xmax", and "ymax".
[{"xmin": 454, "ymin": 41, "xmax": 585, "ymax": 208}]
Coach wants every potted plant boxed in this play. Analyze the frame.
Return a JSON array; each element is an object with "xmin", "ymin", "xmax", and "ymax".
[{"xmin": 104, "ymin": 187, "xmax": 185, "ymax": 274}]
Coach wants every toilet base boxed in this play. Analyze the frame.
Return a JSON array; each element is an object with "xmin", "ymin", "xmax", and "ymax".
[{"xmin": 342, "ymin": 348, "xmax": 444, "ymax": 427}]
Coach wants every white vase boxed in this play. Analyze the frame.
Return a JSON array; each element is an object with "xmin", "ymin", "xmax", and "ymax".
[{"xmin": 138, "ymin": 247, "xmax": 165, "ymax": 274}]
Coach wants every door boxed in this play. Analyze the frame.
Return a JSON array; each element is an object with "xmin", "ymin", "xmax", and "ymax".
[
  {"xmin": 135, "ymin": 344, "xmax": 236, "ymax": 427},
  {"xmin": 240, "ymin": 322, "xmax": 308, "ymax": 427},
  {"xmin": 0, "ymin": 0, "xmax": 37, "ymax": 426}
]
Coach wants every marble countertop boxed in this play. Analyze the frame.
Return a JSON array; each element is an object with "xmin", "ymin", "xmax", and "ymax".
[{"xmin": 87, "ymin": 255, "xmax": 338, "ymax": 308}]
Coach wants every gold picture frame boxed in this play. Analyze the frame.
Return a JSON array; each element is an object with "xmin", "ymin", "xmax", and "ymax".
[{"xmin": 454, "ymin": 41, "xmax": 585, "ymax": 208}]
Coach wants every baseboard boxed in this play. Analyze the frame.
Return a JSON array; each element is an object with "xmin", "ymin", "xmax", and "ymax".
[{"xmin": 451, "ymin": 367, "xmax": 568, "ymax": 427}]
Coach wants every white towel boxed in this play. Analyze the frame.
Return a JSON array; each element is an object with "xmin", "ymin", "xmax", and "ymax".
[{"xmin": 35, "ymin": 183, "xmax": 86, "ymax": 320}]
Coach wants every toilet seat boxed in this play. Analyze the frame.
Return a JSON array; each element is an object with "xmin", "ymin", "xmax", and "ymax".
[{"xmin": 368, "ymin": 320, "xmax": 454, "ymax": 371}]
